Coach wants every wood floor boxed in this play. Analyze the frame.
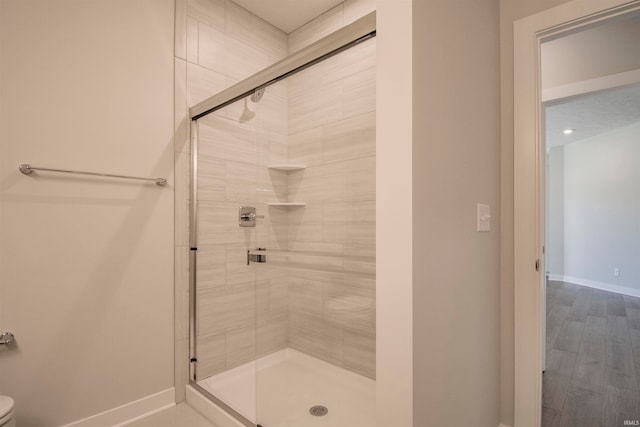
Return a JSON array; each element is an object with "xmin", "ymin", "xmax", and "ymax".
[{"xmin": 543, "ymin": 281, "xmax": 640, "ymax": 427}]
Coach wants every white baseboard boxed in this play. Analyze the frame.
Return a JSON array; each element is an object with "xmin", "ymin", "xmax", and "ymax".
[
  {"xmin": 186, "ymin": 385, "xmax": 244, "ymax": 427},
  {"xmin": 548, "ymin": 274, "xmax": 640, "ymax": 298},
  {"xmin": 62, "ymin": 388, "xmax": 175, "ymax": 427}
]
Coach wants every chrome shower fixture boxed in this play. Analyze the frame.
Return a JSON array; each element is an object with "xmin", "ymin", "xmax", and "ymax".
[
  {"xmin": 238, "ymin": 98, "xmax": 256, "ymax": 123},
  {"xmin": 238, "ymin": 88, "xmax": 265, "ymax": 123},
  {"xmin": 251, "ymin": 87, "xmax": 266, "ymax": 103}
]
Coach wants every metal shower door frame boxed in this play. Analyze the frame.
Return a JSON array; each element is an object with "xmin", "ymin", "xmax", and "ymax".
[{"xmin": 187, "ymin": 11, "xmax": 377, "ymax": 427}]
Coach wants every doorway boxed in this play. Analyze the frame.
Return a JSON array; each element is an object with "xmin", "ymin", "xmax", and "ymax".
[
  {"xmin": 542, "ymin": 80, "xmax": 640, "ymax": 424},
  {"xmin": 514, "ymin": 0, "xmax": 640, "ymax": 425}
]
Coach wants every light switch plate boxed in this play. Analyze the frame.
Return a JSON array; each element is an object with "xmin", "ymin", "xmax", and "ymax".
[{"xmin": 477, "ymin": 203, "xmax": 490, "ymax": 232}]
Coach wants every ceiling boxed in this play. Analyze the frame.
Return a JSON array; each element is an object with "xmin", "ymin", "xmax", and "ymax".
[
  {"xmin": 545, "ymin": 83, "xmax": 640, "ymax": 149},
  {"xmin": 233, "ymin": 0, "xmax": 344, "ymax": 33}
]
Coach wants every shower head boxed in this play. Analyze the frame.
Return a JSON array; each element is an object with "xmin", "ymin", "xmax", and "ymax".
[
  {"xmin": 251, "ymin": 87, "xmax": 265, "ymax": 103},
  {"xmin": 239, "ymin": 98, "xmax": 256, "ymax": 123},
  {"xmin": 238, "ymin": 88, "xmax": 265, "ymax": 123}
]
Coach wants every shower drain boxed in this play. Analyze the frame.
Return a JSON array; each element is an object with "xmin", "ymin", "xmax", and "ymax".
[{"xmin": 309, "ymin": 405, "xmax": 329, "ymax": 417}]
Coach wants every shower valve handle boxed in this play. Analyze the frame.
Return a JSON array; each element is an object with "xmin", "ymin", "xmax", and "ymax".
[{"xmin": 240, "ymin": 212, "xmax": 264, "ymax": 221}]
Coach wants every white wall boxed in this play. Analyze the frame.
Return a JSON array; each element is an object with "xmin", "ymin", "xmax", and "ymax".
[
  {"xmin": 376, "ymin": 1, "xmax": 503, "ymax": 425},
  {"xmin": 547, "ymin": 122, "xmax": 640, "ymax": 295},
  {"xmin": 412, "ymin": 0, "xmax": 501, "ymax": 426},
  {"xmin": 546, "ymin": 146, "xmax": 565, "ymax": 276},
  {"xmin": 541, "ymin": 14, "xmax": 640, "ymax": 90},
  {"xmin": 376, "ymin": 0, "xmax": 413, "ymax": 425},
  {"xmin": 0, "ymin": 0, "xmax": 175, "ymax": 425}
]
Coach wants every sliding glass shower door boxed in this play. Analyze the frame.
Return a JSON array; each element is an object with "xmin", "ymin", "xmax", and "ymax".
[
  {"xmin": 190, "ymin": 32, "xmax": 377, "ymax": 427},
  {"xmin": 254, "ymin": 39, "xmax": 376, "ymax": 427},
  {"xmin": 193, "ymin": 95, "xmax": 261, "ymax": 424}
]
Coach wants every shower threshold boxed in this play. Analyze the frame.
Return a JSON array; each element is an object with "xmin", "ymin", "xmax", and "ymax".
[{"xmin": 197, "ymin": 348, "xmax": 375, "ymax": 427}]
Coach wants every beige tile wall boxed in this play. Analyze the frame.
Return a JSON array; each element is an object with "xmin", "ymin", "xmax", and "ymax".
[
  {"xmin": 286, "ymin": 7, "xmax": 376, "ymax": 377},
  {"xmin": 174, "ymin": 0, "xmax": 377, "ymax": 402},
  {"xmin": 288, "ymin": 0, "xmax": 375, "ymax": 53},
  {"xmin": 174, "ymin": 0, "xmax": 289, "ymax": 401},
  {"xmin": 193, "ymin": 4, "xmax": 289, "ymax": 378}
]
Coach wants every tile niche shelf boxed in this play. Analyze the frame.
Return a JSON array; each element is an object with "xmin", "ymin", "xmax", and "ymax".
[
  {"xmin": 267, "ymin": 165, "xmax": 306, "ymax": 206},
  {"xmin": 267, "ymin": 202, "xmax": 306, "ymax": 206},
  {"xmin": 267, "ymin": 164, "xmax": 306, "ymax": 171}
]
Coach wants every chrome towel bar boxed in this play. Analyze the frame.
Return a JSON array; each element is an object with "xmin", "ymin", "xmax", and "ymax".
[{"xmin": 19, "ymin": 163, "xmax": 167, "ymax": 186}]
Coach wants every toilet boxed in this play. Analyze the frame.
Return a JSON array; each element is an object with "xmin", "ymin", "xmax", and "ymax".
[{"xmin": 0, "ymin": 396, "xmax": 15, "ymax": 427}]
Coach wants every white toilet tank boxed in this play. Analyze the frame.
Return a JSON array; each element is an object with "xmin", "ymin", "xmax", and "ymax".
[{"xmin": 0, "ymin": 396, "xmax": 15, "ymax": 427}]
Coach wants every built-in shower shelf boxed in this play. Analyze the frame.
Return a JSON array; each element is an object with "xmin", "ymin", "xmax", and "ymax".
[
  {"xmin": 267, "ymin": 164, "xmax": 306, "ymax": 171},
  {"xmin": 268, "ymin": 202, "xmax": 306, "ymax": 206}
]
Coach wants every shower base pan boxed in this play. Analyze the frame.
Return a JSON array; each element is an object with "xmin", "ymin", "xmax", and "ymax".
[{"xmin": 197, "ymin": 348, "xmax": 375, "ymax": 427}]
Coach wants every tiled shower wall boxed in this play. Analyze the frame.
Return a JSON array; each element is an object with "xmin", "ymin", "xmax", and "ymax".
[
  {"xmin": 174, "ymin": 0, "xmax": 289, "ymax": 401},
  {"xmin": 174, "ymin": 0, "xmax": 376, "ymax": 402},
  {"xmin": 285, "ymin": 32, "xmax": 376, "ymax": 378},
  {"xmin": 195, "ymin": 96, "xmax": 291, "ymax": 379}
]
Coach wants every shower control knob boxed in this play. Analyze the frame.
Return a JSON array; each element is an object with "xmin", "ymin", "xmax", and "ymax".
[{"xmin": 239, "ymin": 206, "xmax": 264, "ymax": 227}]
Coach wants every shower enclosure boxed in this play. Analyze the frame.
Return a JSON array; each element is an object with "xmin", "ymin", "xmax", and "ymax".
[{"xmin": 187, "ymin": 13, "xmax": 376, "ymax": 427}]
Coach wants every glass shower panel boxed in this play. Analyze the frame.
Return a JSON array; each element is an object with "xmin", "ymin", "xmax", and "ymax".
[
  {"xmin": 194, "ymin": 95, "xmax": 260, "ymax": 423},
  {"xmin": 253, "ymin": 80, "xmax": 289, "ymax": 353},
  {"xmin": 190, "ymin": 33, "xmax": 377, "ymax": 427},
  {"xmin": 255, "ymin": 36, "xmax": 377, "ymax": 427}
]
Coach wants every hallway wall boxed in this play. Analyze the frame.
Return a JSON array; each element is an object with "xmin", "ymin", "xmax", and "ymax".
[
  {"xmin": 547, "ymin": 122, "xmax": 640, "ymax": 296},
  {"xmin": 547, "ymin": 146, "xmax": 565, "ymax": 277}
]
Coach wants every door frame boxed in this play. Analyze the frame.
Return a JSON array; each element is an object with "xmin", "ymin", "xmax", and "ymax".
[{"xmin": 513, "ymin": 0, "xmax": 640, "ymax": 426}]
